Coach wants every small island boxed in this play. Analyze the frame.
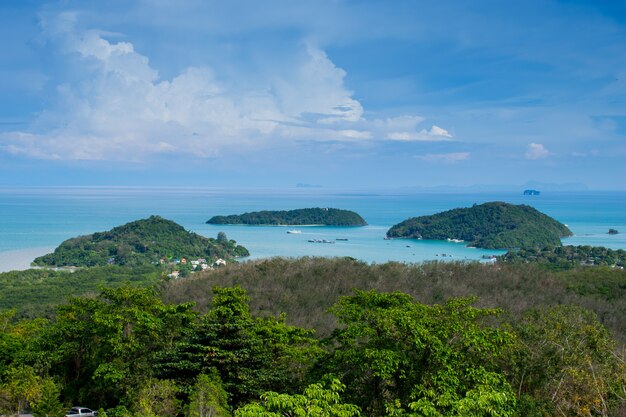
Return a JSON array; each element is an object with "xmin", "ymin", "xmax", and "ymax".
[
  {"xmin": 206, "ymin": 207, "xmax": 367, "ymax": 226},
  {"xmin": 608, "ymin": 228, "xmax": 619, "ymax": 235},
  {"xmin": 33, "ymin": 215, "xmax": 249, "ymax": 267},
  {"xmin": 523, "ymin": 189, "xmax": 541, "ymax": 195},
  {"xmin": 386, "ymin": 201, "xmax": 572, "ymax": 249}
]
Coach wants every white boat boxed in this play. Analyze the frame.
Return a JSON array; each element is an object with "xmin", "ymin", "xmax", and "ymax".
[
  {"xmin": 446, "ymin": 238, "xmax": 464, "ymax": 243},
  {"xmin": 287, "ymin": 229, "xmax": 302, "ymax": 234}
]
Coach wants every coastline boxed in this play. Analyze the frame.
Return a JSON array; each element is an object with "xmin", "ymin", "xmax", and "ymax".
[{"xmin": 0, "ymin": 247, "xmax": 54, "ymax": 273}]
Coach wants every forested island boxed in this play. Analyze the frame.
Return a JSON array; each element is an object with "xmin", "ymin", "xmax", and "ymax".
[
  {"xmin": 499, "ymin": 245, "xmax": 626, "ymax": 269},
  {"xmin": 207, "ymin": 207, "xmax": 367, "ymax": 226},
  {"xmin": 387, "ymin": 201, "xmax": 572, "ymax": 249},
  {"xmin": 0, "ymin": 258, "xmax": 625, "ymax": 417},
  {"xmin": 32, "ymin": 216, "xmax": 249, "ymax": 267}
]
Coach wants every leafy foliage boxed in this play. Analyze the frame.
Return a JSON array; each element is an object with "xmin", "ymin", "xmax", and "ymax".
[
  {"xmin": 0, "ymin": 260, "xmax": 625, "ymax": 415},
  {"xmin": 0, "ymin": 365, "xmax": 44, "ymax": 417},
  {"xmin": 506, "ymin": 305, "xmax": 626, "ymax": 416},
  {"xmin": 33, "ymin": 216, "xmax": 249, "ymax": 267},
  {"xmin": 207, "ymin": 208, "xmax": 367, "ymax": 226},
  {"xmin": 186, "ymin": 371, "xmax": 231, "ymax": 417},
  {"xmin": 30, "ymin": 378, "xmax": 65, "ymax": 417},
  {"xmin": 499, "ymin": 245, "xmax": 626, "ymax": 269},
  {"xmin": 133, "ymin": 378, "xmax": 180, "ymax": 417},
  {"xmin": 387, "ymin": 201, "xmax": 572, "ymax": 249},
  {"xmin": 38, "ymin": 286, "xmax": 195, "ymax": 406},
  {"xmin": 320, "ymin": 291, "xmax": 517, "ymax": 416},
  {"xmin": 234, "ymin": 378, "xmax": 361, "ymax": 417},
  {"xmin": 158, "ymin": 286, "xmax": 323, "ymax": 408}
]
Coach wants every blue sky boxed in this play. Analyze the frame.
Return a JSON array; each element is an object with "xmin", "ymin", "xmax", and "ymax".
[{"xmin": 1, "ymin": 0, "xmax": 625, "ymax": 189}]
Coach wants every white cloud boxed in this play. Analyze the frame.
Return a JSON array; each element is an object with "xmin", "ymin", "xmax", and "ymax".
[
  {"xmin": 428, "ymin": 125, "xmax": 452, "ymax": 138},
  {"xmin": 415, "ymin": 152, "xmax": 470, "ymax": 163},
  {"xmin": 0, "ymin": 13, "xmax": 452, "ymax": 161},
  {"xmin": 387, "ymin": 125, "xmax": 453, "ymax": 141},
  {"xmin": 525, "ymin": 142, "xmax": 550, "ymax": 160},
  {"xmin": 338, "ymin": 130, "xmax": 372, "ymax": 139}
]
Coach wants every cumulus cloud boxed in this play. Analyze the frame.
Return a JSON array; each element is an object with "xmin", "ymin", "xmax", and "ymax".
[
  {"xmin": 525, "ymin": 142, "xmax": 550, "ymax": 160},
  {"xmin": 387, "ymin": 125, "xmax": 453, "ymax": 141},
  {"xmin": 0, "ymin": 12, "xmax": 452, "ymax": 161},
  {"xmin": 415, "ymin": 152, "xmax": 470, "ymax": 163}
]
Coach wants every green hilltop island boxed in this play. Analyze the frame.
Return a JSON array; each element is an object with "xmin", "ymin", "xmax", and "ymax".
[
  {"xmin": 32, "ymin": 215, "xmax": 249, "ymax": 268},
  {"xmin": 386, "ymin": 201, "xmax": 572, "ymax": 249},
  {"xmin": 206, "ymin": 207, "xmax": 367, "ymax": 226}
]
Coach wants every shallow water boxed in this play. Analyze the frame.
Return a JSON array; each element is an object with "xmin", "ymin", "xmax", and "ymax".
[{"xmin": 0, "ymin": 187, "xmax": 624, "ymax": 272}]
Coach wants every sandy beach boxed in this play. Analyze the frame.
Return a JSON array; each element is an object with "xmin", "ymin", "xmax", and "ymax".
[{"xmin": 0, "ymin": 247, "xmax": 54, "ymax": 273}]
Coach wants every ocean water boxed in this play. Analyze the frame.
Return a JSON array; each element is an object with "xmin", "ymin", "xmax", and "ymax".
[{"xmin": 0, "ymin": 187, "xmax": 625, "ymax": 272}]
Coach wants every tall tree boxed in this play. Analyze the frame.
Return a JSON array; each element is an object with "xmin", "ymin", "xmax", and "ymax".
[
  {"xmin": 160, "ymin": 286, "xmax": 322, "ymax": 408},
  {"xmin": 40, "ymin": 286, "xmax": 194, "ymax": 406},
  {"xmin": 509, "ymin": 305, "xmax": 626, "ymax": 417},
  {"xmin": 30, "ymin": 378, "xmax": 65, "ymax": 417},
  {"xmin": 134, "ymin": 378, "xmax": 181, "ymax": 417},
  {"xmin": 322, "ymin": 290, "xmax": 517, "ymax": 417},
  {"xmin": 187, "ymin": 370, "xmax": 231, "ymax": 417},
  {"xmin": 0, "ymin": 365, "xmax": 42, "ymax": 417}
]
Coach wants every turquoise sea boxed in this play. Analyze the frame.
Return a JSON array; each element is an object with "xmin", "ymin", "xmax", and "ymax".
[{"xmin": 1, "ymin": 187, "xmax": 625, "ymax": 272}]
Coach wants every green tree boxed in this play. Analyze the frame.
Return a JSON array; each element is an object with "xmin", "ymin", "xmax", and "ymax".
[
  {"xmin": 187, "ymin": 370, "xmax": 231, "ymax": 417},
  {"xmin": 134, "ymin": 378, "xmax": 180, "ymax": 417},
  {"xmin": 509, "ymin": 305, "xmax": 626, "ymax": 417},
  {"xmin": 31, "ymin": 378, "xmax": 65, "ymax": 417},
  {"xmin": 234, "ymin": 378, "xmax": 361, "ymax": 417},
  {"xmin": 40, "ymin": 286, "xmax": 194, "ymax": 406},
  {"xmin": 0, "ymin": 310, "xmax": 47, "ymax": 375},
  {"xmin": 322, "ymin": 290, "xmax": 517, "ymax": 417},
  {"xmin": 0, "ymin": 365, "xmax": 42, "ymax": 417},
  {"xmin": 160, "ymin": 286, "xmax": 322, "ymax": 408},
  {"xmin": 216, "ymin": 232, "xmax": 228, "ymax": 245}
]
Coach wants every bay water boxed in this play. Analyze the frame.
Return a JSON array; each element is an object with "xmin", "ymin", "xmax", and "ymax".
[{"xmin": 1, "ymin": 187, "xmax": 625, "ymax": 272}]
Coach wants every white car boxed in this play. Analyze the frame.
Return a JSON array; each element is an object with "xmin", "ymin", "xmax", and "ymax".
[{"xmin": 65, "ymin": 407, "xmax": 98, "ymax": 417}]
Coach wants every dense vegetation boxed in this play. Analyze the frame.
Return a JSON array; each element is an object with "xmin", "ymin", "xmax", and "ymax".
[
  {"xmin": 163, "ymin": 257, "xmax": 626, "ymax": 344},
  {"xmin": 0, "ymin": 266, "xmax": 162, "ymax": 319},
  {"xmin": 33, "ymin": 216, "xmax": 249, "ymax": 267},
  {"xmin": 500, "ymin": 245, "xmax": 626, "ymax": 269},
  {"xmin": 387, "ymin": 201, "xmax": 572, "ymax": 249},
  {"xmin": 2, "ymin": 258, "xmax": 625, "ymax": 344},
  {"xmin": 206, "ymin": 207, "xmax": 367, "ymax": 226},
  {"xmin": 1, "ymin": 282, "xmax": 624, "ymax": 417}
]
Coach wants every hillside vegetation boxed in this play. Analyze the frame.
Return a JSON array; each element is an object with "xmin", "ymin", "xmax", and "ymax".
[
  {"xmin": 2, "ymin": 271, "xmax": 624, "ymax": 416},
  {"xmin": 206, "ymin": 207, "xmax": 367, "ymax": 226},
  {"xmin": 0, "ymin": 266, "xmax": 161, "ymax": 318},
  {"xmin": 33, "ymin": 215, "xmax": 249, "ymax": 267},
  {"xmin": 387, "ymin": 201, "xmax": 572, "ymax": 249},
  {"xmin": 163, "ymin": 257, "xmax": 626, "ymax": 343},
  {"xmin": 500, "ymin": 244, "xmax": 626, "ymax": 269},
  {"xmin": 1, "ymin": 258, "xmax": 625, "ymax": 416}
]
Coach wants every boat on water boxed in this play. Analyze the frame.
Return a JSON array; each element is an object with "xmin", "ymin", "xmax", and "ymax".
[
  {"xmin": 446, "ymin": 238, "xmax": 464, "ymax": 243},
  {"xmin": 287, "ymin": 229, "xmax": 302, "ymax": 234}
]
